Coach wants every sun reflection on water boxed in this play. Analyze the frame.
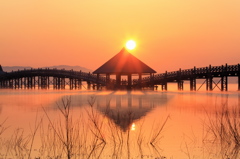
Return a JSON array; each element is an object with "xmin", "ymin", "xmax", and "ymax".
[{"xmin": 131, "ymin": 123, "xmax": 136, "ymax": 131}]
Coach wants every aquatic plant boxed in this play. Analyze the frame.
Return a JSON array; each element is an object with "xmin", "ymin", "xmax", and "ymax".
[
  {"xmin": 205, "ymin": 103, "xmax": 240, "ymax": 158},
  {"xmin": 0, "ymin": 95, "xmax": 169, "ymax": 159}
]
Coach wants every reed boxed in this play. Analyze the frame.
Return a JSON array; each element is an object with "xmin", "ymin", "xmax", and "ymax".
[
  {"xmin": 0, "ymin": 95, "xmax": 169, "ymax": 159},
  {"xmin": 42, "ymin": 96, "xmax": 85, "ymax": 159},
  {"xmin": 0, "ymin": 118, "xmax": 8, "ymax": 136},
  {"xmin": 205, "ymin": 103, "xmax": 240, "ymax": 158}
]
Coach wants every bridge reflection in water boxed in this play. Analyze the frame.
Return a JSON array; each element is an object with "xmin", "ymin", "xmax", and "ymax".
[
  {"xmin": 52, "ymin": 91, "xmax": 240, "ymax": 133},
  {"xmin": 56, "ymin": 91, "xmax": 170, "ymax": 132}
]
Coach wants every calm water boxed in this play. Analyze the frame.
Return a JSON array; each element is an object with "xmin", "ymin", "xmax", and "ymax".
[{"xmin": 0, "ymin": 83, "xmax": 240, "ymax": 159}]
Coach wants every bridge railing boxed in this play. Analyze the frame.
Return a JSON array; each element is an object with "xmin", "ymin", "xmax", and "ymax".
[
  {"xmin": 0, "ymin": 68, "xmax": 106, "ymax": 85},
  {"xmin": 139, "ymin": 63, "xmax": 240, "ymax": 85}
]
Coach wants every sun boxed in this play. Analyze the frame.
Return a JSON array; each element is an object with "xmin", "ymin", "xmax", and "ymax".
[{"xmin": 126, "ymin": 40, "xmax": 136, "ymax": 50}]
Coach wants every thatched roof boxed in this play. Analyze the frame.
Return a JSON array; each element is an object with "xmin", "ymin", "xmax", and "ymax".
[{"xmin": 93, "ymin": 48, "xmax": 156, "ymax": 75}]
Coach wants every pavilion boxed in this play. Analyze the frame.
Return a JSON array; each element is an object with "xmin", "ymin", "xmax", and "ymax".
[{"xmin": 93, "ymin": 48, "xmax": 156, "ymax": 90}]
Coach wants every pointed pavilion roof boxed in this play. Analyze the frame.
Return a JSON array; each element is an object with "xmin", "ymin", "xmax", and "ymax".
[{"xmin": 93, "ymin": 48, "xmax": 156, "ymax": 75}]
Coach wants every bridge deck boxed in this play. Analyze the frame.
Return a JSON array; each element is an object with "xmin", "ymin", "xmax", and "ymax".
[{"xmin": 0, "ymin": 63, "xmax": 240, "ymax": 91}]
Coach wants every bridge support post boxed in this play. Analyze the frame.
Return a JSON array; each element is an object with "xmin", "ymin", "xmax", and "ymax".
[
  {"xmin": 5, "ymin": 80, "xmax": 7, "ymax": 88},
  {"xmin": 8, "ymin": 80, "xmax": 10, "ymax": 88},
  {"xmin": 177, "ymin": 69, "xmax": 183, "ymax": 90},
  {"xmin": 87, "ymin": 81, "xmax": 91, "ymax": 90},
  {"xmin": 47, "ymin": 76, "xmax": 50, "ymax": 89},
  {"xmin": 4, "ymin": 80, "xmax": 7, "ymax": 88},
  {"xmin": 78, "ymin": 79, "xmax": 82, "ymax": 90},
  {"xmin": 30, "ymin": 77, "xmax": 32, "ymax": 89},
  {"xmin": 25, "ymin": 77, "xmax": 28, "ymax": 89},
  {"xmin": 206, "ymin": 65, "xmax": 213, "ymax": 91},
  {"xmin": 61, "ymin": 78, "xmax": 65, "ymax": 89},
  {"xmin": 6, "ymin": 80, "xmax": 9, "ymax": 88},
  {"xmin": 221, "ymin": 76, "xmax": 228, "ymax": 91},
  {"xmin": 221, "ymin": 64, "xmax": 228, "ymax": 91},
  {"xmin": 161, "ymin": 71, "xmax": 168, "ymax": 91},
  {"xmin": 127, "ymin": 74, "xmax": 132, "ymax": 90},
  {"xmin": 29, "ymin": 77, "xmax": 32, "ymax": 89},
  {"xmin": 23, "ymin": 77, "xmax": 25, "ymax": 89},
  {"xmin": 105, "ymin": 74, "xmax": 110, "ymax": 89},
  {"xmin": 75, "ymin": 79, "xmax": 78, "ymax": 89},
  {"xmin": 32, "ymin": 76, "xmax": 34, "ymax": 89},
  {"xmin": 73, "ymin": 78, "xmax": 76, "ymax": 89},
  {"xmin": 3, "ymin": 80, "xmax": 5, "ymax": 88},
  {"xmin": 18, "ymin": 78, "xmax": 20, "ymax": 89},
  {"xmin": 37, "ymin": 76, "xmax": 40, "ymax": 89},
  {"xmin": 41, "ymin": 76, "xmax": 48, "ymax": 89},
  {"xmin": 206, "ymin": 77, "xmax": 213, "ymax": 91},
  {"xmin": 53, "ymin": 77, "xmax": 57, "ymax": 89},
  {"xmin": 28, "ymin": 77, "xmax": 31, "ymax": 89},
  {"xmin": 96, "ymin": 74, "xmax": 100, "ymax": 90},
  {"xmin": 14, "ymin": 78, "xmax": 16, "ymax": 89},
  {"xmin": 190, "ymin": 67, "xmax": 196, "ymax": 91},
  {"xmin": 11, "ymin": 79, "xmax": 14, "ymax": 88},
  {"xmin": 19, "ymin": 78, "xmax": 22, "ymax": 89},
  {"xmin": 150, "ymin": 73, "xmax": 154, "ymax": 90},
  {"xmin": 116, "ymin": 74, "xmax": 121, "ymax": 89},
  {"xmin": 138, "ymin": 73, "xmax": 142, "ymax": 90},
  {"xmin": 33, "ymin": 76, "xmax": 36, "ymax": 89},
  {"xmin": 41, "ymin": 76, "xmax": 43, "ymax": 89},
  {"xmin": 69, "ymin": 78, "xmax": 73, "ymax": 90},
  {"xmin": 39, "ymin": 76, "xmax": 42, "ymax": 89},
  {"xmin": 162, "ymin": 83, "xmax": 167, "ymax": 91},
  {"xmin": 190, "ymin": 78, "xmax": 196, "ymax": 91},
  {"xmin": 58, "ymin": 77, "xmax": 61, "ymax": 89},
  {"xmin": 178, "ymin": 80, "xmax": 184, "ymax": 90},
  {"xmin": 2, "ymin": 80, "xmax": 4, "ymax": 88}
]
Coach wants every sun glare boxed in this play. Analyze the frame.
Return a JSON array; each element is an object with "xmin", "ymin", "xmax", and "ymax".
[{"xmin": 126, "ymin": 40, "xmax": 136, "ymax": 50}]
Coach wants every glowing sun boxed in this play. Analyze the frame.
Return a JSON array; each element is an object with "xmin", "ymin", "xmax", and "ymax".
[{"xmin": 126, "ymin": 40, "xmax": 136, "ymax": 50}]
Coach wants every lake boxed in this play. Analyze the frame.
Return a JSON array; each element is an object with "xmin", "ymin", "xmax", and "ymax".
[{"xmin": 0, "ymin": 83, "xmax": 240, "ymax": 159}]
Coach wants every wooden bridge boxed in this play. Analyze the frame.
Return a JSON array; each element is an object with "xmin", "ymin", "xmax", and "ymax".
[
  {"xmin": 134, "ymin": 63, "xmax": 240, "ymax": 91},
  {"xmin": 0, "ymin": 63, "xmax": 240, "ymax": 91},
  {"xmin": 0, "ymin": 68, "xmax": 106, "ymax": 90}
]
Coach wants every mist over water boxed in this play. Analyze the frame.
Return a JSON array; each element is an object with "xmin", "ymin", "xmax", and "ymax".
[{"xmin": 0, "ymin": 83, "xmax": 240, "ymax": 158}]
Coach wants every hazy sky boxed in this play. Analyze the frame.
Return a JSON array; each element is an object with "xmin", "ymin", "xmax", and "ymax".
[{"xmin": 1, "ymin": 0, "xmax": 240, "ymax": 73}]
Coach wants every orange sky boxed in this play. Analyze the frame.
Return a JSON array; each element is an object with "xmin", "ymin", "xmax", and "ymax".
[{"xmin": 1, "ymin": 0, "xmax": 240, "ymax": 73}]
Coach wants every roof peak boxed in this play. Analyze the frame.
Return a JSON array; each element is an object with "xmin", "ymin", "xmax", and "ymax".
[
  {"xmin": 93, "ymin": 48, "xmax": 156, "ymax": 74},
  {"xmin": 119, "ymin": 47, "xmax": 130, "ymax": 53}
]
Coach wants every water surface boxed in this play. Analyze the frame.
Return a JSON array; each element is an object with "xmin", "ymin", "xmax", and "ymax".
[{"xmin": 0, "ymin": 84, "xmax": 240, "ymax": 158}]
